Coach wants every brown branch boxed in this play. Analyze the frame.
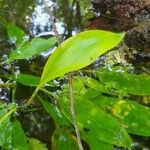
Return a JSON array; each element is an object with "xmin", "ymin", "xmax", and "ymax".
[{"xmin": 68, "ymin": 73, "xmax": 84, "ymax": 150}]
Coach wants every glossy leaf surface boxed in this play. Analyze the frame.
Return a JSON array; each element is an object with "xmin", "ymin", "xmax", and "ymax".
[
  {"xmin": 92, "ymin": 95, "xmax": 150, "ymax": 136},
  {"xmin": 40, "ymin": 30, "xmax": 125, "ymax": 86},
  {"xmin": 8, "ymin": 37, "xmax": 57, "ymax": 61},
  {"xmin": 39, "ymin": 96, "xmax": 114, "ymax": 149},
  {"xmin": 58, "ymin": 95, "xmax": 131, "ymax": 148},
  {"xmin": 80, "ymin": 74, "xmax": 150, "ymax": 136}
]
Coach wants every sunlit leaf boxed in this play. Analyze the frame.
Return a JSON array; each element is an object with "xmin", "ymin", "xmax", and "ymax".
[
  {"xmin": 97, "ymin": 68, "xmax": 150, "ymax": 96},
  {"xmin": 28, "ymin": 138, "xmax": 48, "ymax": 150},
  {"xmin": 91, "ymin": 95, "xmax": 150, "ymax": 136},
  {"xmin": 52, "ymin": 128, "xmax": 78, "ymax": 150},
  {"xmin": 58, "ymin": 95, "xmax": 131, "ymax": 148},
  {"xmin": 40, "ymin": 30, "xmax": 125, "ymax": 86},
  {"xmin": 8, "ymin": 37, "xmax": 57, "ymax": 61},
  {"xmin": 7, "ymin": 23, "xmax": 25, "ymax": 45}
]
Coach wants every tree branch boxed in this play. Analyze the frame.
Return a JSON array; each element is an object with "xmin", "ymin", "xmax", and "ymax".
[{"xmin": 68, "ymin": 73, "xmax": 84, "ymax": 150}]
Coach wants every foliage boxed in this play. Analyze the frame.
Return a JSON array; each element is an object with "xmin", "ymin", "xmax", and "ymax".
[
  {"xmin": 40, "ymin": 30, "xmax": 124, "ymax": 87},
  {"xmin": 0, "ymin": 24, "xmax": 150, "ymax": 150},
  {"xmin": 0, "ymin": 103, "xmax": 29, "ymax": 150},
  {"xmin": 11, "ymin": 73, "xmax": 40, "ymax": 86},
  {"xmin": 7, "ymin": 23, "xmax": 26, "ymax": 45},
  {"xmin": 28, "ymin": 138, "xmax": 48, "ymax": 150},
  {"xmin": 52, "ymin": 127, "xmax": 78, "ymax": 150},
  {"xmin": 6, "ymin": 35, "xmax": 57, "ymax": 63},
  {"xmin": 91, "ymin": 95, "xmax": 150, "ymax": 136},
  {"xmin": 96, "ymin": 68, "xmax": 150, "ymax": 96}
]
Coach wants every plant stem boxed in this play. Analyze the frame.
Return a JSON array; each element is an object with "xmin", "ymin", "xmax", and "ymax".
[
  {"xmin": 0, "ymin": 107, "xmax": 16, "ymax": 124},
  {"xmin": 26, "ymin": 87, "xmax": 40, "ymax": 107},
  {"xmin": 68, "ymin": 73, "xmax": 84, "ymax": 150},
  {"xmin": 40, "ymin": 87, "xmax": 58, "ymax": 104},
  {"xmin": 0, "ymin": 83, "xmax": 16, "ymax": 87},
  {"xmin": 40, "ymin": 87, "xmax": 56, "ymax": 98}
]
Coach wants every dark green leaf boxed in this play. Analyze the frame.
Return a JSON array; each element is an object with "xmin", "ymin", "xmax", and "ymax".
[
  {"xmin": 82, "ymin": 77, "xmax": 107, "ymax": 93},
  {"xmin": 82, "ymin": 134, "xmax": 113, "ymax": 150},
  {"xmin": 39, "ymin": 96, "xmax": 71, "ymax": 127},
  {"xmin": 52, "ymin": 128, "xmax": 78, "ymax": 150},
  {"xmin": 97, "ymin": 69, "xmax": 150, "ymax": 96},
  {"xmin": 91, "ymin": 95, "xmax": 150, "ymax": 136},
  {"xmin": 39, "ymin": 96, "xmax": 113, "ymax": 149},
  {"xmin": 83, "ymin": 88, "xmax": 102, "ymax": 99},
  {"xmin": 11, "ymin": 120, "xmax": 29, "ymax": 150},
  {"xmin": 58, "ymin": 95, "xmax": 131, "ymax": 148},
  {"xmin": 12, "ymin": 73, "xmax": 40, "ymax": 86}
]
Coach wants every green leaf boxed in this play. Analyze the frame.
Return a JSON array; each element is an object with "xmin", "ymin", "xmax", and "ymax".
[
  {"xmin": 83, "ymin": 88, "xmax": 102, "ymax": 99},
  {"xmin": 11, "ymin": 120, "xmax": 29, "ymax": 150},
  {"xmin": 39, "ymin": 96, "xmax": 71, "ymax": 127},
  {"xmin": 39, "ymin": 96, "xmax": 113, "ymax": 149},
  {"xmin": 82, "ymin": 135, "xmax": 113, "ymax": 150},
  {"xmin": 0, "ymin": 104, "xmax": 12, "ymax": 149},
  {"xmin": 91, "ymin": 95, "xmax": 150, "ymax": 136},
  {"xmin": 82, "ymin": 77, "xmax": 107, "ymax": 93},
  {"xmin": 7, "ymin": 23, "xmax": 25, "ymax": 45},
  {"xmin": 12, "ymin": 73, "xmax": 40, "ymax": 86},
  {"xmin": 52, "ymin": 128, "xmax": 78, "ymax": 150},
  {"xmin": 40, "ymin": 30, "xmax": 125, "ymax": 86},
  {"xmin": 0, "ymin": 104, "xmax": 28, "ymax": 150},
  {"xmin": 97, "ymin": 68, "xmax": 150, "ymax": 96},
  {"xmin": 28, "ymin": 138, "xmax": 48, "ymax": 150},
  {"xmin": 8, "ymin": 37, "xmax": 57, "ymax": 61},
  {"xmin": 58, "ymin": 95, "xmax": 131, "ymax": 148}
]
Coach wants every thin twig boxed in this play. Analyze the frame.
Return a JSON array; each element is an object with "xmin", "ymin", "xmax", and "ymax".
[
  {"xmin": 43, "ymin": 1, "xmax": 83, "ymax": 149},
  {"xmin": 43, "ymin": 0, "xmax": 61, "ymax": 45},
  {"xmin": 0, "ymin": 83, "xmax": 16, "ymax": 87},
  {"xmin": 68, "ymin": 73, "xmax": 84, "ymax": 150},
  {"xmin": 141, "ymin": 66, "xmax": 150, "ymax": 75},
  {"xmin": 26, "ymin": 87, "xmax": 40, "ymax": 107}
]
